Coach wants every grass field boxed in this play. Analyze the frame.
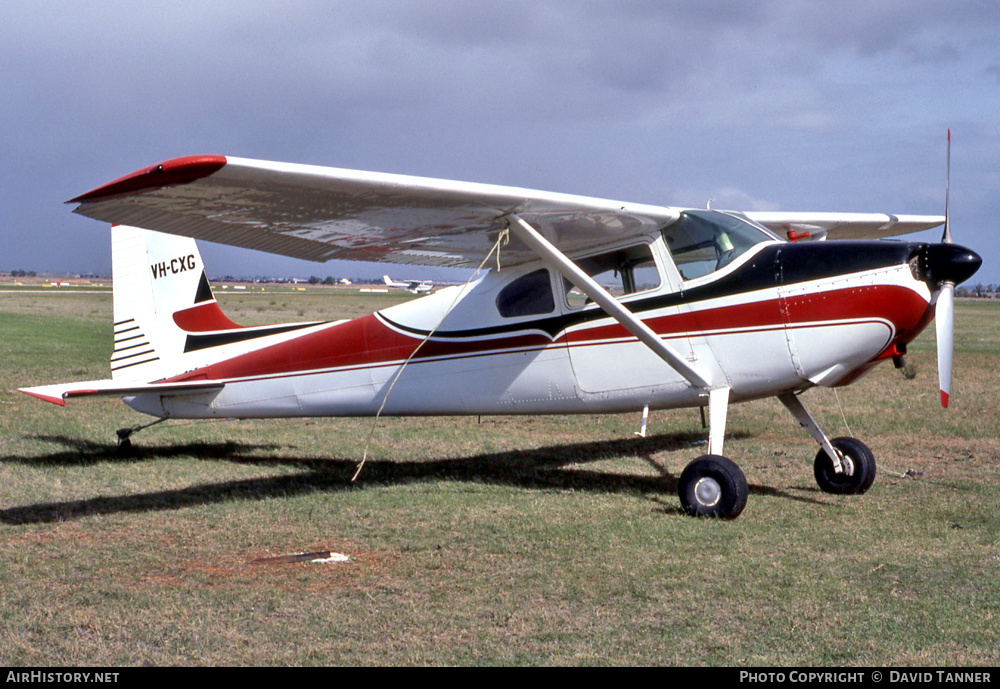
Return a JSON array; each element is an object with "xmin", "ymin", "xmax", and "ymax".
[{"xmin": 1, "ymin": 288, "xmax": 998, "ymax": 666}]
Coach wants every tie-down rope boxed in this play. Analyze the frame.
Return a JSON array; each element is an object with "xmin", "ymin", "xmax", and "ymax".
[{"xmin": 351, "ymin": 227, "xmax": 510, "ymax": 482}]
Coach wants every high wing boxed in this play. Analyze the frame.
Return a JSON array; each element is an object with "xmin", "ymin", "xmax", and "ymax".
[
  {"xmin": 744, "ymin": 211, "xmax": 944, "ymax": 241},
  {"xmin": 70, "ymin": 155, "xmax": 946, "ymax": 265},
  {"xmin": 70, "ymin": 156, "xmax": 678, "ymax": 268}
]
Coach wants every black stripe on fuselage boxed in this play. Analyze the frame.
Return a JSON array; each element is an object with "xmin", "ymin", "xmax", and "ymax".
[
  {"xmin": 381, "ymin": 241, "xmax": 920, "ymax": 341},
  {"xmin": 183, "ymin": 322, "xmax": 325, "ymax": 353}
]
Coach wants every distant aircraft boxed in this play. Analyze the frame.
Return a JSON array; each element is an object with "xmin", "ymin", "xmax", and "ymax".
[
  {"xmin": 383, "ymin": 275, "xmax": 433, "ymax": 294},
  {"xmin": 21, "ymin": 142, "xmax": 980, "ymax": 518}
]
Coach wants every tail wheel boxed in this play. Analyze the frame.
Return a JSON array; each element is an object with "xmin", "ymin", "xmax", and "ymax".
[
  {"xmin": 678, "ymin": 455, "xmax": 749, "ymax": 519},
  {"xmin": 814, "ymin": 437, "xmax": 876, "ymax": 495}
]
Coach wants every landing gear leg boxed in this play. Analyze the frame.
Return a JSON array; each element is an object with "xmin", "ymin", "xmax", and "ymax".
[
  {"xmin": 677, "ymin": 387, "xmax": 749, "ymax": 519},
  {"xmin": 778, "ymin": 391, "xmax": 876, "ymax": 494},
  {"xmin": 116, "ymin": 417, "xmax": 167, "ymax": 452}
]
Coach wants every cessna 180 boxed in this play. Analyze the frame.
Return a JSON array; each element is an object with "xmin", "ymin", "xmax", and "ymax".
[
  {"xmin": 20, "ymin": 150, "xmax": 981, "ymax": 518},
  {"xmin": 383, "ymin": 274, "xmax": 434, "ymax": 294}
]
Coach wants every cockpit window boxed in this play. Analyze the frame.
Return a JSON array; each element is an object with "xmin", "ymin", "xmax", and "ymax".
[
  {"xmin": 661, "ymin": 210, "xmax": 775, "ymax": 281},
  {"xmin": 564, "ymin": 244, "xmax": 661, "ymax": 309},
  {"xmin": 496, "ymin": 269, "xmax": 555, "ymax": 318}
]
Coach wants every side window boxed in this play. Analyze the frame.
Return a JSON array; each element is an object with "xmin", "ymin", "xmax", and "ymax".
[
  {"xmin": 564, "ymin": 245, "xmax": 661, "ymax": 308},
  {"xmin": 496, "ymin": 269, "xmax": 555, "ymax": 318}
]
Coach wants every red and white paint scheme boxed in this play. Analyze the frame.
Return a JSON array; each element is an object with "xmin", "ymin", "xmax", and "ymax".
[{"xmin": 20, "ymin": 153, "xmax": 981, "ymax": 518}]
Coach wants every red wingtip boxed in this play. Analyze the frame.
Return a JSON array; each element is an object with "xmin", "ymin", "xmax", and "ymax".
[
  {"xmin": 69, "ymin": 155, "xmax": 227, "ymax": 204},
  {"xmin": 940, "ymin": 390, "xmax": 950, "ymax": 408}
]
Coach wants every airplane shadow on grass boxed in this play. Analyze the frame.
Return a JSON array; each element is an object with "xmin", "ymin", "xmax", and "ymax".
[{"xmin": 1, "ymin": 430, "xmax": 824, "ymax": 525}]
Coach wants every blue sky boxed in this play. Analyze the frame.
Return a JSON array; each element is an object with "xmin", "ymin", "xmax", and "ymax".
[{"xmin": 3, "ymin": 1, "xmax": 997, "ymax": 283}]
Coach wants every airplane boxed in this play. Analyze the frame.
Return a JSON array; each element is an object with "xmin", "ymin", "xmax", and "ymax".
[
  {"xmin": 19, "ymin": 147, "xmax": 981, "ymax": 519},
  {"xmin": 383, "ymin": 274, "xmax": 434, "ymax": 294}
]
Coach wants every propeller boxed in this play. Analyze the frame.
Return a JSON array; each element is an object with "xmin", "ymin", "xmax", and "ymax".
[
  {"xmin": 936, "ymin": 129, "xmax": 954, "ymax": 408},
  {"xmin": 935, "ymin": 280, "xmax": 954, "ymax": 408},
  {"xmin": 920, "ymin": 239, "xmax": 980, "ymax": 408},
  {"xmin": 928, "ymin": 130, "xmax": 985, "ymax": 407}
]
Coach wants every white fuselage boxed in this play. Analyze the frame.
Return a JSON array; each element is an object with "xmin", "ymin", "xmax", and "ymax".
[{"xmin": 125, "ymin": 240, "xmax": 934, "ymax": 421}]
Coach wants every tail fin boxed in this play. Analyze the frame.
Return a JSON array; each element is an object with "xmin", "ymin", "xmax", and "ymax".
[
  {"xmin": 19, "ymin": 226, "xmax": 238, "ymax": 405},
  {"xmin": 111, "ymin": 225, "xmax": 235, "ymax": 381}
]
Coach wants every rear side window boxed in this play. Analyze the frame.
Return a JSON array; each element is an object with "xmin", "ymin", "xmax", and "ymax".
[
  {"xmin": 496, "ymin": 269, "xmax": 554, "ymax": 318},
  {"xmin": 564, "ymin": 244, "xmax": 661, "ymax": 309}
]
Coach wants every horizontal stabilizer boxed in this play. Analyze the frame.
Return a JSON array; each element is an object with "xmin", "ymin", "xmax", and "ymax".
[{"xmin": 19, "ymin": 379, "xmax": 224, "ymax": 407}]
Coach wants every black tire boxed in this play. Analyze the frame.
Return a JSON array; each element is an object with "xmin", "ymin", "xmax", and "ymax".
[
  {"xmin": 678, "ymin": 455, "xmax": 749, "ymax": 519},
  {"xmin": 115, "ymin": 427, "xmax": 133, "ymax": 454},
  {"xmin": 814, "ymin": 437, "xmax": 876, "ymax": 495}
]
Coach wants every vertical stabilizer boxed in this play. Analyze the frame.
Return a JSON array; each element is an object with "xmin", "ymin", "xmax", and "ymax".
[{"xmin": 110, "ymin": 225, "xmax": 220, "ymax": 381}]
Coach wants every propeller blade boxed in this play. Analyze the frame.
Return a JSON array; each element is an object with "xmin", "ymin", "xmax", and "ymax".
[
  {"xmin": 935, "ymin": 282, "xmax": 955, "ymax": 408},
  {"xmin": 942, "ymin": 128, "xmax": 952, "ymax": 244}
]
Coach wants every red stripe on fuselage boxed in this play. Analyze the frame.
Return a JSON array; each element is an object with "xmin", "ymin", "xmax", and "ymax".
[
  {"xmin": 162, "ymin": 283, "xmax": 931, "ymax": 385},
  {"xmin": 780, "ymin": 285, "xmax": 930, "ymax": 343},
  {"xmin": 164, "ymin": 312, "xmax": 556, "ymax": 383},
  {"xmin": 567, "ymin": 284, "xmax": 928, "ymax": 349}
]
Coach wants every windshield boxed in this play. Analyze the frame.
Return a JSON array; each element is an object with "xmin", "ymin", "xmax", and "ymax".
[{"xmin": 661, "ymin": 210, "xmax": 775, "ymax": 281}]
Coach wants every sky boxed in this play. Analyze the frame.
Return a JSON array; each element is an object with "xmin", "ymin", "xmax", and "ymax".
[{"xmin": 3, "ymin": 1, "xmax": 998, "ymax": 284}]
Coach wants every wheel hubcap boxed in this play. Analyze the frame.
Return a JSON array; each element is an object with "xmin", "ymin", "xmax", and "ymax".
[
  {"xmin": 694, "ymin": 477, "xmax": 722, "ymax": 507},
  {"xmin": 841, "ymin": 456, "xmax": 855, "ymax": 477},
  {"xmin": 831, "ymin": 453, "xmax": 855, "ymax": 483}
]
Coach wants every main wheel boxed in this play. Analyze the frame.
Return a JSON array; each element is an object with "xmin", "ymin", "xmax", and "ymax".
[
  {"xmin": 814, "ymin": 437, "xmax": 876, "ymax": 495},
  {"xmin": 678, "ymin": 455, "xmax": 749, "ymax": 519}
]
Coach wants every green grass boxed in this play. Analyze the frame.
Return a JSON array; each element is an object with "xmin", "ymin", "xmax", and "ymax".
[{"xmin": 1, "ymin": 291, "xmax": 998, "ymax": 666}]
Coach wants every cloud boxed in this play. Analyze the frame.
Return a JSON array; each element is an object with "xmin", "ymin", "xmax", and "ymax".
[{"xmin": 2, "ymin": 1, "xmax": 997, "ymax": 280}]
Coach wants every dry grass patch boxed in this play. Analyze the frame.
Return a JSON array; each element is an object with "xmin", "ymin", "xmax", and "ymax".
[{"xmin": 1, "ymin": 292, "xmax": 998, "ymax": 665}]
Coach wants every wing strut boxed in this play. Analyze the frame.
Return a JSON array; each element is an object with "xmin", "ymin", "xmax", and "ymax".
[{"xmin": 506, "ymin": 214, "xmax": 713, "ymax": 390}]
